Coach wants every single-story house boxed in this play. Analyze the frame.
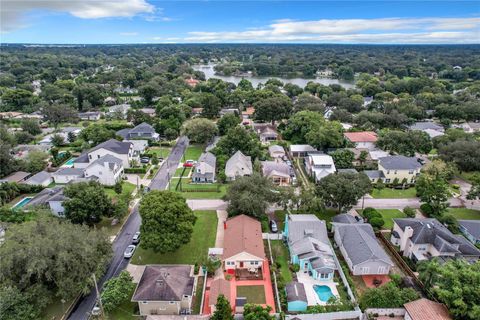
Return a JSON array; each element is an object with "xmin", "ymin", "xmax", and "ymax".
[
  {"xmin": 131, "ymin": 265, "xmax": 195, "ymax": 316},
  {"xmin": 460, "ymin": 122, "xmax": 480, "ymax": 133},
  {"xmin": 290, "ymin": 144, "xmax": 316, "ymax": 158},
  {"xmin": 332, "ymin": 213, "xmax": 362, "ymax": 224},
  {"xmin": 408, "ymin": 121, "xmax": 444, "ymax": 132},
  {"xmin": 268, "ymin": 145, "xmax": 285, "ymax": 159},
  {"xmin": 253, "ymin": 123, "xmax": 278, "ymax": 143},
  {"xmin": 192, "ymin": 152, "xmax": 216, "ymax": 183},
  {"xmin": 209, "ymin": 279, "xmax": 232, "ymax": 314},
  {"xmin": 304, "ymin": 154, "xmax": 336, "ymax": 183},
  {"xmin": 0, "ymin": 171, "xmax": 31, "ymax": 183},
  {"xmin": 404, "ymin": 298, "xmax": 451, "ymax": 320},
  {"xmin": 261, "ymin": 161, "xmax": 291, "ymax": 186},
  {"xmin": 25, "ymin": 186, "xmax": 66, "ymax": 217},
  {"xmin": 13, "ymin": 144, "xmax": 51, "ymax": 159},
  {"xmin": 364, "ymin": 155, "xmax": 422, "ymax": 184},
  {"xmin": 223, "ymin": 215, "xmax": 265, "ymax": 275},
  {"xmin": 458, "ymin": 220, "xmax": 480, "ymax": 245},
  {"xmin": 116, "ymin": 122, "xmax": 159, "ymax": 141},
  {"xmin": 333, "ymin": 222, "xmax": 393, "ymax": 276},
  {"xmin": 225, "ymin": 150, "xmax": 252, "ymax": 181},
  {"xmin": 139, "ymin": 108, "xmax": 156, "ymax": 117},
  {"xmin": 391, "ymin": 218, "xmax": 480, "ymax": 263},
  {"xmin": 78, "ymin": 111, "xmax": 102, "ymax": 121},
  {"xmin": 220, "ymin": 108, "xmax": 239, "ymax": 116},
  {"xmin": 344, "ymin": 131, "xmax": 378, "ymax": 150},
  {"xmin": 286, "ymin": 282, "xmax": 308, "ymax": 312},
  {"xmin": 24, "ymin": 171, "xmax": 52, "ymax": 187}
]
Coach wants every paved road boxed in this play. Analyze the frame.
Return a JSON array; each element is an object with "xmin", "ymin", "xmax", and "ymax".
[{"xmin": 68, "ymin": 136, "xmax": 189, "ymax": 320}]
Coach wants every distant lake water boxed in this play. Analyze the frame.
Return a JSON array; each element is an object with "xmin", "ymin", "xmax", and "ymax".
[{"xmin": 192, "ymin": 63, "xmax": 355, "ymax": 89}]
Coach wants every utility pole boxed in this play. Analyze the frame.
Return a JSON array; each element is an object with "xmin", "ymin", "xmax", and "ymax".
[{"xmin": 92, "ymin": 273, "xmax": 105, "ymax": 319}]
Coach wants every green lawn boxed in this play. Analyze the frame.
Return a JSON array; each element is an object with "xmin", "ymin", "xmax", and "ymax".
[
  {"xmin": 192, "ymin": 275, "xmax": 205, "ymax": 314},
  {"xmin": 104, "ymin": 182, "xmax": 136, "ymax": 199},
  {"xmin": 148, "ymin": 146, "xmax": 171, "ymax": 159},
  {"xmin": 458, "ymin": 171, "xmax": 479, "ymax": 183},
  {"xmin": 274, "ymin": 210, "xmax": 286, "ymax": 231},
  {"xmin": 236, "ymin": 285, "xmax": 266, "ymax": 304},
  {"xmin": 315, "ymin": 209, "xmax": 338, "ymax": 223},
  {"xmin": 41, "ymin": 297, "xmax": 76, "ymax": 320},
  {"xmin": 170, "ymin": 178, "xmax": 227, "ymax": 199},
  {"xmin": 358, "ymin": 209, "xmax": 406, "ymax": 229},
  {"xmin": 183, "ymin": 144, "xmax": 204, "ymax": 162},
  {"xmin": 270, "ymin": 240, "xmax": 292, "ymax": 283},
  {"xmin": 370, "ymin": 187, "xmax": 417, "ymax": 199},
  {"xmin": 175, "ymin": 167, "xmax": 190, "ymax": 177},
  {"xmin": 106, "ymin": 287, "xmax": 137, "ymax": 320},
  {"xmin": 446, "ymin": 208, "xmax": 480, "ymax": 220},
  {"xmin": 131, "ymin": 210, "xmax": 217, "ymax": 265}
]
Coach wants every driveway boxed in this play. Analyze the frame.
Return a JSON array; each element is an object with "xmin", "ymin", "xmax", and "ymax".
[{"xmin": 187, "ymin": 199, "xmax": 228, "ymax": 210}]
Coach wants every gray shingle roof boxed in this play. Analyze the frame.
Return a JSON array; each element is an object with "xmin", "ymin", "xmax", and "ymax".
[
  {"xmin": 116, "ymin": 128, "xmax": 131, "ymax": 139},
  {"xmin": 290, "ymin": 144, "xmax": 316, "ymax": 153},
  {"xmin": 459, "ymin": 220, "xmax": 480, "ymax": 240},
  {"xmin": 225, "ymin": 150, "xmax": 252, "ymax": 178},
  {"xmin": 261, "ymin": 161, "xmax": 290, "ymax": 178},
  {"xmin": 88, "ymin": 154, "xmax": 123, "ymax": 170},
  {"xmin": 24, "ymin": 171, "xmax": 52, "ymax": 185},
  {"xmin": 132, "ymin": 265, "xmax": 194, "ymax": 302},
  {"xmin": 364, "ymin": 170, "xmax": 385, "ymax": 179},
  {"xmin": 89, "ymin": 139, "xmax": 131, "ymax": 155},
  {"xmin": 198, "ymin": 152, "xmax": 216, "ymax": 168},
  {"xmin": 53, "ymin": 167, "xmax": 85, "ymax": 176},
  {"xmin": 286, "ymin": 282, "xmax": 307, "ymax": 303},
  {"xmin": 334, "ymin": 223, "xmax": 393, "ymax": 266},
  {"xmin": 332, "ymin": 213, "xmax": 360, "ymax": 224},
  {"xmin": 129, "ymin": 122, "xmax": 156, "ymax": 134},
  {"xmin": 379, "ymin": 156, "xmax": 422, "ymax": 170},
  {"xmin": 409, "ymin": 122, "xmax": 443, "ymax": 131},
  {"xmin": 73, "ymin": 152, "xmax": 89, "ymax": 164},
  {"xmin": 26, "ymin": 187, "xmax": 66, "ymax": 207}
]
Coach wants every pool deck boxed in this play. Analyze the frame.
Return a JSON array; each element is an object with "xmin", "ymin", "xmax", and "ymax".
[
  {"xmin": 296, "ymin": 271, "xmax": 340, "ymax": 306},
  {"xmin": 61, "ymin": 158, "xmax": 77, "ymax": 168},
  {"xmin": 12, "ymin": 196, "xmax": 33, "ymax": 209}
]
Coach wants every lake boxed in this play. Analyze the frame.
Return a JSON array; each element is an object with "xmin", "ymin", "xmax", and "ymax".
[{"xmin": 192, "ymin": 63, "xmax": 355, "ymax": 89}]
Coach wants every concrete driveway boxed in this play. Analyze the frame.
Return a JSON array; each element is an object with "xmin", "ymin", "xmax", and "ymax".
[{"xmin": 187, "ymin": 199, "xmax": 228, "ymax": 210}]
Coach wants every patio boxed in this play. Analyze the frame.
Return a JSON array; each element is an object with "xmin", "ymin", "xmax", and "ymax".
[
  {"xmin": 362, "ymin": 274, "xmax": 391, "ymax": 288},
  {"xmin": 296, "ymin": 271, "xmax": 340, "ymax": 306},
  {"xmin": 235, "ymin": 267, "xmax": 263, "ymax": 280}
]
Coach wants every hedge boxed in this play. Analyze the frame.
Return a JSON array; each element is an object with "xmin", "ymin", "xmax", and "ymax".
[{"xmin": 124, "ymin": 168, "xmax": 147, "ymax": 174}]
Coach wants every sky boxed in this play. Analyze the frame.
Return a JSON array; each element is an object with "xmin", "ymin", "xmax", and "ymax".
[{"xmin": 1, "ymin": 1, "xmax": 479, "ymax": 44}]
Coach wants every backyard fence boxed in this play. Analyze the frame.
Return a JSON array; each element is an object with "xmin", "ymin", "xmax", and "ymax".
[
  {"xmin": 364, "ymin": 308, "xmax": 406, "ymax": 317},
  {"xmin": 263, "ymin": 233, "xmax": 283, "ymax": 240},
  {"xmin": 285, "ymin": 310, "xmax": 363, "ymax": 320}
]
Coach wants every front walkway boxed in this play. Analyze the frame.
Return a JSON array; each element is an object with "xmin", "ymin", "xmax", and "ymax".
[
  {"xmin": 215, "ymin": 210, "xmax": 228, "ymax": 248},
  {"xmin": 296, "ymin": 271, "xmax": 340, "ymax": 306}
]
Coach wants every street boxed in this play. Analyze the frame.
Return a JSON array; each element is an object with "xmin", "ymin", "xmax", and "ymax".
[{"xmin": 67, "ymin": 136, "xmax": 189, "ymax": 320}]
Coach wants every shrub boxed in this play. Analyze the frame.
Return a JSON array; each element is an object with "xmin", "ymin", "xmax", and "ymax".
[
  {"xmin": 370, "ymin": 216, "xmax": 385, "ymax": 229},
  {"xmin": 403, "ymin": 206, "xmax": 416, "ymax": 218},
  {"xmin": 420, "ymin": 203, "xmax": 434, "ymax": 216},
  {"xmin": 363, "ymin": 207, "xmax": 381, "ymax": 221},
  {"xmin": 124, "ymin": 168, "xmax": 147, "ymax": 174},
  {"xmin": 291, "ymin": 264, "xmax": 300, "ymax": 272}
]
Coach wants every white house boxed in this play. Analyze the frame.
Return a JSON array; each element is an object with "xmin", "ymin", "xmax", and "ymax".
[
  {"xmin": 24, "ymin": 171, "xmax": 52, "ymax": 187},
  {"xmin": 84, "ymin": 155, "xmax": 124, "ymax": 186},
  {"xmin": 25, "ymin": 187, "xmax": 67, "ymax": 217},
  {"xmin": 225, "ymin": 150, "xmax": 253, "ymax": 181},
  {"xmin": 344, "ymin": 131, "xmax": 378, "ymax": 150},
  {"xmin": 304, "ymin": 153, "xmax": 336, "ymax": 182},
  {"xmin": 52, "ymin": 168, "xmax": 85, "ymax": 184},
  {"xmin": 87, "ymin": 139, "xmax": 136, "ymax": 168}
]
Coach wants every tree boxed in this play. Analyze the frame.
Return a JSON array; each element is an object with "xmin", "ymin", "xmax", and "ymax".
[
  {"xmin": 282, "ymin": 110, "xmax": 325, "ymax": 144},
  {"xmin": 139, "ymin": 191, "xmax": 197, "ymax": 253},
  {"xmin": 243, "ymin": 304, "xmax": 274, "ymax": 320},
  {"xmin": 224, "ymin": 174, "xmax": 279, "ymax": 219},
  {"xmin": 22, "ymin": 150, "xmax": 48, "ymax": 173},
  {"xmin": 100, "ymin": 271, "xmax": 136, "ymax": 313},
  {"xmin": 215, "ymin": 126, "xmax": 263, "ymax": 159},
  {"xmin": 43, "ymin": 104, "xmax": 78, "ymax": 127},
  {"xmin": 80, "ymin": 124, "xmax": 115, "ymax": 145},
  {"xmin": 210, "ymin": 294, "xmax": 233, "ymax": 320},
  {"xmin": 330, "ymin": 149, "xmax": 354, "ymax": 169},
  {"xmin": 416, "ymin": 161, "xmax": 451, "ymax": 217},
  {"xmin": 376, "ymin": 130, "xmax": 432, "ymax": 156},
  {"xmin": 14, "ymin": 131, "xmax": 34, "ymax": 144},
  {"xmin": 182, "ymin": 118, "xmax": 218, "ymax": 144},
  {"xmin": 316, "ymin": 172, "xmax": 372, "ymax": 213},
  {"xmin": 467, "ymin": 174, "xmax": 480, "ymax": 200},
  {"xmin": 439, "ymin": 140, "xmax": 480, "ymax": 172},
  {"xmin": 63, "ymin": 181, "xmax": 114, "ymax": 225},
  {"xmin": 359, "ymin": 282, "xmax": 419, "ymax": 309},
  {"xmin": 306, "ymin": 121, "xmax": 344, "ymax": 150},
  {"xmin": 0, "ymin": 286, "xmax": 39, "ymax": 320},
  {"xmin": 21, "ymin": 119, "xmax": 41, "ymax": 135},
  {"xmin": 0, "ymin": 215, "xmax": 111, "ymax": 317},
  {"xmin": 200, "ymin": 93, "xmax": 222, "ymax": 119},
  {"xmin": 419, "ymin": 259, "xmax": 480, "ymax": 320},
  {"xmin": 217, "ymin": 113, "xmax": 241, "ymax": 135},
  {"xmin": 403, "ymin": 206, "xmax": 416, "ymax": 218},
  {"xmin": 114, "ymin": 181, "xmax": 123, "ymax": 195},
  {"xmin": 0, "ymin": 142, "xmax": 17, "ymax": 178},
  {"xmin": 139, "ymin": 83, "xmax": 159, "ymax": 105},
  {"xmin": 51, "ymin": 133, "xmax": 65, "ymax": 147},
  {"xmin": 254, "ymin": 94, "xmax": 292, "ymax": 124}
]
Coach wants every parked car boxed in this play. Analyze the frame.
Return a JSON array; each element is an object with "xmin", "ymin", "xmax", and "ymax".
[
  {"xmin": 132, "ymin": 231, "xmax": 140, "ymax": 244},
  {"xmin": 158, "ymin": 157, "xmax": 164, "ymax": 162},
  {"xmin": 270, "ymin": 220, "xmax": 278, "ymax": 233},
  {"xmin": 140, "ymin": 157, "xmax": 150, "ymax": 163},
  {"xmin": 417, "ymin": 158, "xmax": 426, "ymax": 165},
  {"xmin": 124, "ymin": 245, "xmax": 136, "ymax": 258},
  {"xmin": 91, "ymin": 303, "xmax": 101, "ymax": 316},
  {"xmin": 183, "ymin": 159, "xmax": 196, "ymax": 167}
]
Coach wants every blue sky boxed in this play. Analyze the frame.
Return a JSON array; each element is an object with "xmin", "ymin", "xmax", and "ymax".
[{"xmin": 1, "ymin": 1, "xmax": 479, "ymax": 44}]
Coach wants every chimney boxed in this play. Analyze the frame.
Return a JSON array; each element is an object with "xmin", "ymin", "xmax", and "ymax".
[{"xmin": 400, "ymin": 226, "xmax": 414, "ymax": 252}]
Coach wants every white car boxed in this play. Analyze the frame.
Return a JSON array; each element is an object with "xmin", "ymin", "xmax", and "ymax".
[
  {"xmin": 91, "ymin": 303, "xmax": 101, "ymax": 316},
  {"xmin": 132, "ymin": 231, "xmax": 140, "ymax": 244},
  {"xmin": 124, "ymin": 245, "xmax": 136, "ymax": 259}
]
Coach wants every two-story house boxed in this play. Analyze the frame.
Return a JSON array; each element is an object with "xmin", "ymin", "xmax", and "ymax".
[
  {"xmin": 87, "ymin": 139, "xmax": 137, "ymax": 168},
  {"xmin": 192, "ymin": 152, "xmax": 216, "ymax": 183},
  {"xmin": 304, "ymin": 153, "xmax": 336, "ymax": 183},
  {"xmin": 364, "ymin": 155, "xmax": 422, "ymax": 184},
  {"xmin": 116, "ymin": 122, "xmax": 159, "ymax": 141},
  {"xmin": 84, "ymin": 155, "xmax": 124, "ymax": 186}
]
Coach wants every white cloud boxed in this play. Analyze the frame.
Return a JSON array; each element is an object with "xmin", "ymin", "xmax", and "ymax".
[
  {"xmin": 120, "ymin": 32, "xmax": 139, "ymax": 36},
  {"xmin": 1, "ymin": 0, "xmax": 155, "ymax": 32},
  {"xmin": 184, "ymin": 17, "xmax": 480, "ymax": 44}
]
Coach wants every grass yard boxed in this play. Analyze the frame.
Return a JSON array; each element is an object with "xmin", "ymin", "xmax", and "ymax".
[
  {"xmin": 183, "ymin": 144, "xmax": 204, "ymax": 162},
  {"xmin": 274, "ymin": 210, "xmax": 286, "ymax": 231},
  {"xmin": 148, "ymin": 146, "xmax": 171, "ymax": 159},
  {"xmin": 315, "ymin": 209, "xmax": 338, "ymax": 223},
  {"xmin": 131, "ymin": 210, "xmax": 217, "ymax": 265},
  {"xmin": 236, "ymin": 285, "xmax": 266, "ymax": 304},
  {"xmin": 106, "ymin": 287, "xmax": 138, "ymax": 320},
  {"xmin": 357, "ymin": 209, "xmax": 406, "ymax": 229},
  {"xmin": 458, "ymin": 171, "xmax": 479, "ymax": 183},
  {"xmin": 104, "ymin": 182, "xmax": 136, "ymax": 199},
  {"xmin": 446, "ymin": 208, "xmax": 480, "ymax": 220},
  {"xmin": 170, "ymin": 178, "xmax": 227, "ymax": 199},
  {"xmin": 370, "ymin": 187, "xmax": 417, "ymax": 199},
  {"xmin": 270, "ymin": 240, "xmax": 292, "ymax": 283},
  {"xmin": 96, "ymin": 215, "xmax": 129, "ymax": 237},
  {"xmin": 41, "ymin": 297, "xmax": 76, "ymax": 320},
  {"xmin": 175, "ymin": 167, "xmax": 190, "ymax": 177},
  {"xmin": 192, "ymin": 275, "xmax": 205, "ymax": 314}
]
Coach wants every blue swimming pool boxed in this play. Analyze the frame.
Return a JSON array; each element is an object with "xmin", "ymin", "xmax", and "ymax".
[
  {"xmin": 12, "ymin": 197, "xmax": 33, "ymax": 209},
  {"xmin": 313, "ymin": 285, "xmax": 334, "ymax": 302},
  {"xmin": 62, "ymin": 158, "xmax": 76, "ymax": 167}
]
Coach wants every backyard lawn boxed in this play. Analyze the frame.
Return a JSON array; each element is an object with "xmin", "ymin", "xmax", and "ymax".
[
  {"xmin": 148, "ymin": 146, "xmax": 171, "ymax": 159},
  {"xmin": 274, "ymin": 210, "xmax": 286, "ymax": 231},
  {"xmin": 236, "ymin": 285, "xmax": 266, "ymax": 304},
  {"xmin": 270, "ymin": 240, "xmax": 292, "ymax": 283},
  {"xmin": 106, "ymin": 287, "xmax": 137, "ymax": 320},
  {"xmin": 104, "ymin": 182, "xmax": 136, "ymax": 199},
  {"xmin": 41, "ymin": 297, "xmax": 75, "ymax": 320},
  {"xmin": 357, "ymin": 209, "xmax": 406, "ymax": 229},
  {"xmin": 315, "ymin": 209, "xmax": 338, "ymax": 223},
  {"xmin": 446, "ymin": 208, "xmax": 480, "ymax": 220},
  {"xmin": 370, "ymin": 187, "xmax": 417, "ymax": 199},
  {"xmin": 131, "ymin": 210, "xmax": 217, "ymax": 265},
  {"xmin": 183, "ymin": 144, "xmax": 204, "ymax": 162},
  {"xmin": 192, "ymin": 276, "xmax": 205, "ymax": 314}
]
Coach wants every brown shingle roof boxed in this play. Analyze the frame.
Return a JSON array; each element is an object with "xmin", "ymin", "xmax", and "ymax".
[
  {"xmin": 209, "ymin": 279, "xmax": 232, "ymax": 306},
  {"xmin": 223, "ymin": 215, "xmax": 265, "ymax": 260},
  {"xmin": 344, "ymin": 131, "xmax": 377, "ymax": 143},
  {"xmin": 132, "ymin": 265, "xmax": 194, "ymax": 302},
  {"xmin": 404, "ymin": 298, "xmax": 451, "ymax": 320}
]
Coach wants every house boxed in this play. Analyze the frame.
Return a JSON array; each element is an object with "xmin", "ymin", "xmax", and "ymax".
[
  {"xmin": 114, "ymin": 86, "xmax": 138, "ymax": 94},
  {"xmin": 363, "ymin": 96, "xmax": 373, "ymax": 107},
  {"xmin": 284, "ymin": 214, "xmax": 337, "ymax": 281},
  {"xmin": 409, "ymin": 121, "xmax": 445, "ymax": 138},
  {"xmin": 84, "ymin": 155, "xmax": 124, "ymax": 186},
  {"xmin": 139, "ymin": 108, "xmax": 156, "ymax": 117},
  {"xmin": 131, "ymin": 265, "xmax": 195, "ymax": 316},
  {"xmin": 191, "ymin": 108, "xmax": 203, "ymax": 116},
  {"xmin": 185, "ymin": 77, "xmax": 199, "ymax": 87},
  {"xmin": 25, "ymin": 186, "xmax": 66, "ymax": 217},
  {"xmin": 241, "ymin": 107, "xmax": 255, "ymax": 119},
  {"xmin": 332, "ymin": 213, "xmax": 362, "ymax": 224},
  {"xmin": 209, "ymin": 279, "xmax": 232, "ymax": 314},
  {"xmin": 225, "ymin": 150, "xmax": 253, "ymax": 181},
  {"xmin": 72, "ymin": 153, "xmax": 90, "ymax": 169},
  {"xmin": 107, "ymin": 104, "xmax": 130, "ymax": 119},
  {"xmin": 391, "ymin": 218, "xmax": 480, "ymax": 263},
  {"xmin": 333, "ymin": 222, "xmax": 393, "ymax": 276},
  {"xmin": 104, "ymin": 96, "xmax": 116, "ymax": 106},
  {"xmin": 304, "ymin": 154, "xmax": 336, "ymax": 182},
  {"xmin": 78, "ymin": 111, "xmax": 102, "ymax": 121},
  {"xmin": 52, "ymin": 168, "xmax": 86, "ymax": 184},
  {"xmin": 0, "ymin": 171, "xmax": 31, "ymax": 183},
  {"xmin": 220, "ymin": 108, "xmax": 239, "ymax": 116},
  {"xmin": 13, "ymin": 144, "xmax": 51, "ymax": 159},
  {"xmin": 404, "ymin": 298, "xmax": 451, "ymax": 320},
  {"xmin": 458, "ymin": 220, "xmax": 480, "ymax": 245},
  {"xmin": 286, "ymin": 282, "xmax": 308, "ymax": 312},
  {"xmin": 252, "ymin": 123, "xmax": 278, "ymax": 143},
  {"xmin": 88, "ymin": 139, "xmax": 136, "ymax": 168},
  {"xmin": 192, "ymin": 152, "xmax": 216, "ymax": 183},
  {"xmin": 261, "ymin": 161, "xmax": 291, "ymax": 186},
  {"xmin": 461, "ymin": 122, "xmax": 480, "ymax": 133},
  {"xmin": 268, "ymin": 145, "xmax": 285, "ymax": 159},
  {"xmin": 223, "ymin": 215, "xmax": 265, "ymax": 275},
  {"xmin": 364, "ymin": 155, "xmax": 422, "ymax": 184},
  {"xmin": 290, "ymin": 144, "xmax": 316, "ymax": 158},
  {"xmin": 116, "ymin": 122, "xmax": 159, "ymax": 141},
  {"xmin": 344, "ymin": 131, "xmax": 378, "ymax": 150},
  {"xmin": 24, "ymin": 171, "xmax": 52, "ymax": 187},
  {"xmin": 125, "ymin": 140, "xmax": 148, "ymax": 155}
]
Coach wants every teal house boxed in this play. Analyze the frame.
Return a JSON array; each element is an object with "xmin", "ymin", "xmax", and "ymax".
[
  {"xmin": 286, "ymin": 282, "xmax": 308, "ymax": 312},
  {"xmin": 284, "ymin": 214, "xmax": 336, "ymax": 281}
]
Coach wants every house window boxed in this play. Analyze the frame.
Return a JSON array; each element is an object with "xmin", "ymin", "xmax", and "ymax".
[
  {"xmin": 361, "ymin": 267, "xmax": 370, "ymax": 274},
  {"xmin": 142, "ymin": 301, "xmax": 148, "ymax": 304},
  {"xmin": 385, "ymin": 179, "xmax": 391, "ymax": 183},
  {"xmin": 169, "ymin": 301, "xmax": 175, "ymax": 304},
  {"xmin": 378, "ymin": 266, "xmax": 386, "ymax": 274},
  {"xmin": 394, "ymin": 170, "xmax": 397, "ymax": 174},
  {"xmin": 408, "ymin": 170, "xmax": 414, "ymax": 174},
  {"xmin": 97, "ymin": 155, "xmax": 100, "ymax": 159},
  {"xmin": 386, "ymin": 170, "xmax": 390, "ymax": 174},
  {"xmin": 89, "ymin": 155, "xmax": 92, "ymax": 160}
]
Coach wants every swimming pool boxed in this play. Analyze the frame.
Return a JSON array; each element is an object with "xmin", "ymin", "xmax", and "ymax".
[
  {"xmin": 62, "ymin": 157, "xmax": 76, "ymax": 167},
  {"xmin": 12, "ymin": 197, "xmax": 33, "ymax": 210},
  {"xmin": 313, "ymin": 285, "xmax": 334, "ymax": 302}
]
